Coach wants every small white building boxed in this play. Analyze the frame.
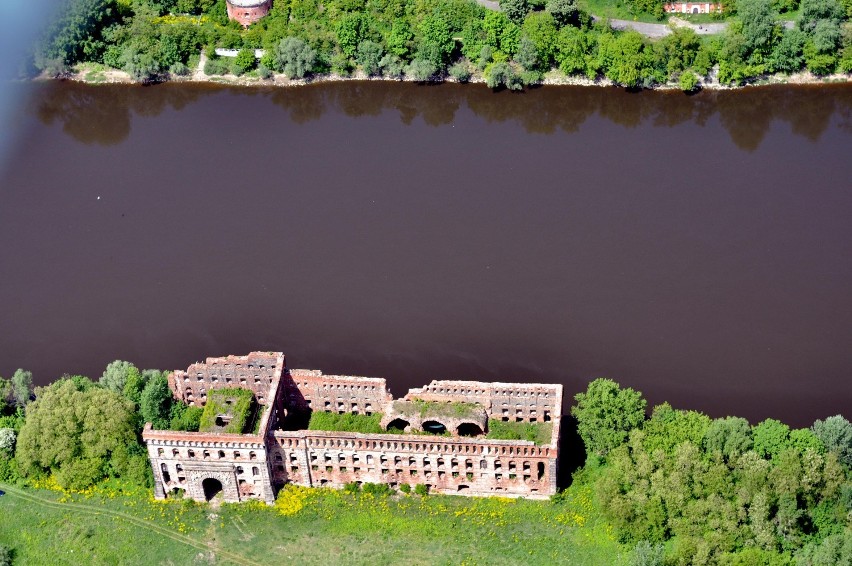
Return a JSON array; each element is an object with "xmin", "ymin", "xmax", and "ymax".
[{"xmin": 664, "ymin": 2, "xmax": 721, "ymax": 13}]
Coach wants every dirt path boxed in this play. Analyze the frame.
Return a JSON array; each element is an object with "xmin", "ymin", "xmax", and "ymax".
[{"xmin": 0, "ymin": 483, "xmax": 262, "ymax": 566}]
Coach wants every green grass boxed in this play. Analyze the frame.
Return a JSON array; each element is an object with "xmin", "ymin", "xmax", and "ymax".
[
  {"xmin": 392, "ymin": 398, "xmax": 483, "ymax": 420},
  {"xmin": 199, "ymin": 388, "xmax": 255, "ymax": 434},
  {"xmin": 307, "ymin": 411, "xmax": 384, "ymax": 434},
  {"xmin": 487, "ymin": 421, "xmax": 554, "ymax": 446},
  {"xmin": 579, "ymin": 0, "xmax": 668, "ymax": 23},
  {"xmin": 0, "ymin": 473, "xmax": 625, "ymax": 565}
]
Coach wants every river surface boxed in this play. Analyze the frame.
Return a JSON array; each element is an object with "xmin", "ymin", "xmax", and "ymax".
[{"xmin": 1, "ymin": 81, "xmax": 851, "ymax": 427}]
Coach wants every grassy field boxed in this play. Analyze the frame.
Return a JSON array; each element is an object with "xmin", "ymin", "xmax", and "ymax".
[{"xmin": 0, "ymin": 473, "xmax": 625, "ymax": 565}]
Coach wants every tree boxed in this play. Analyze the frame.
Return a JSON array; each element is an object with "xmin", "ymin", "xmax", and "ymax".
[
  {"xmin": 449, "ymin": 60, "xmax": 473, "ymax": 82},
  {"xmin": 337, "ymin": 13, "xmax": 369, "ymax": 58},
  {"xmin": 546, "ymin": 0, "xmax": 578, "ymax": 27},
  {"xmin": 812, "ymin": 415, "xmax": 852, "ymax": 467},
  {"xmin": 16, "ymin": 378, "xmax": 137, "ymax": 490},
  {"xmin": 521, "ymin": 12, "xmax": 559, "ymax": 68},
  {"xmin": 357, "ymin": 40, "xmax": 384, "ymax": 76},
  {"xmin": 769, "ymin": 28, "xmax": 806, "ymax": 72},
  {"xmin": 555, "ymin": 26, "xmax": 587, "ymax": 75},
  {"xmin": 703, "ymin": 416, "xmax": 753, "ymax": 460},
  {"xmin": 9, "ymin": 369, "xmax": 32, "ymax": 408},
  {"xmin": 140, "ymin": 373, "xmax": 175, "ymax": 430},
  {"xmin": 379, "ymin": 54, "xmax": 405, "ymax": 78},
  {"xmin": 572, "ymin": 378, "xmax": 647, "ymax": 458},
  {"xmin": 386, "ymin": 19, "xmax": 414, "ymax": 58},
  {"xmin": 0, "ymin": 429, "xmax": 15, "ymax": 457},
  {"xmin": 485, "ymin": 61, "xmax": 524, "ymax": 89},
  {"xmin": 753, "ymin": 418, "xmax": 791, "ymax": 459},
  {"xmin": 232, "ymin": 48, "xmax": 257, "ymax": 75},
  {"xmin": 642, "ymin": 403, "xmax": 710, "ymax": 454},
  {"xmin": 789, "ymin": 427, "xmax": 824, "ymax": 454},
  {"xmin": 501, "ymin": 0, "xmax": 530, "ymax": 25},
  {"xmin": 100, "ymin": 360, "xmax": 139, "ymax": 394},
  {"xmin": 274, "ymin": 37, "xmax": 317, "ymax": 79},
  {"xmin": 515, "ymin": 35, "xmax": 539, "ymax": 70},
  {"xmin": 417, "ymin": 15, "xmax": 454, "ymax": 69},
  {"xmin": 124, "ymin": 369, "xmax": 157, "ymax": 406},
  {"xmin": 800, "ymin": 0, "xmax": 845, "ymax": 33},
  {"xmin": 628, "ymin": 541, "xmax": 666, "ymax": 566},
  {"xmin": 738, "ymin": 0, "xmax": 778, "ymax": 56},
  {"xmin": 0, "ymin": 545, "xmax": 10, "ymax": 566}
]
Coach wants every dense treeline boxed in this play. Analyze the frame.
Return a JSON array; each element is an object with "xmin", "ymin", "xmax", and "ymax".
[
  {"xmin": 0, "ymin": 361, "xmax": 199, "ymax": 491},
  {"xmin": 572, "ymin": 378, "xmax": 852, "ymax": 565},
  {"xmin": 33, "ymin": 0, "xmax": 852, "ymax": 88}
]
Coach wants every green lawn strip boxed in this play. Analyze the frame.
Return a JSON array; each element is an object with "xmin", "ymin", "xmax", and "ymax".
[
  {"xmin": 307, "ymin": 411, "xmax": 384, "ymax": 433},
  {"xmin": 392, "ymin": 399, "xmax": 483, "ymax": 420},
  {"xmin": 0, "ymin": 483, "xmax": 260, "ymax": 566}
]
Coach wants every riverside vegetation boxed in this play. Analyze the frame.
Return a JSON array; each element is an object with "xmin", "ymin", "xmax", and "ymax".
[
  {"xmin": 31, "ymin": 0, "xmax": 852, "ymax": 91},
  {"xmin": 0, "ymin": 364, "xmax": 850, "ymax": 564}
]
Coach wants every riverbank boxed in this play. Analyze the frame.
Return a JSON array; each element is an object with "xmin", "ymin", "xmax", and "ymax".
[{"xmin": 53, "ymin": 60, "xmax": 852, "ymax": 92}]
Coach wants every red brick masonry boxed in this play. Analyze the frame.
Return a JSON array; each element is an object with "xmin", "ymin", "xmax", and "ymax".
[{"xmin": 144, "ymin": 352, "xmax": 562, "ymax": 504}]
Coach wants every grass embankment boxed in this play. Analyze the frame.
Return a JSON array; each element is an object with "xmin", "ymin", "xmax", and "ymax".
[{"xmin": 0, "ymin": 473, "xmax": 622, "ymax": 565}]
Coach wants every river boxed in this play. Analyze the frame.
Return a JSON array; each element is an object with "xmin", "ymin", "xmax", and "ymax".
[{"xmin": 1, "ymin": 80, "xmax": 851, "ymax": 427}]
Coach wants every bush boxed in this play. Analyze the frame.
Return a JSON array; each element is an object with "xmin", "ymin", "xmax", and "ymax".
[
  {"xmin": 448, "ymin": 60, "xmax": 473, "ymax": 82},
  {"xmin": 379, "ymin": 54, "xmax": 405, "ymax": 78},
  {"xmin": 357, "ymin": 40, "xmax": 384, "ymax": 76},
  {"xmin": 343, "ymin": 481, "xmax": 360, "ymax": 493},
  {"xmin": 0, "ymin": 428, "xmax": 16, "ymax": 457},
  {"xmin": 231, "ymin": 48, "xmax": 257, "ymax": 75},
  {"xmin": 485, "ymin": 61, "xmax": 523, "ymax": 89},
  {"xmin": 414, "ymin": 483, "xmax": 429, "ymax": 496},
  {"xmin": 405, "ymin": 59, "xmax": 438, "ymax": 81},
  {"xmin": 257, "ymin": 63, "xmax": 272, "ymax": 79},
  {"xmin": 629, "ymin": 541, "xmax": 665, "ymax": 566},
  {"xmin": 204, "ymin": 57, "xmax": 230, "ymax": 75},
  {"xmin": 487, "ymin": 421, "xmax": 553, "ymax": 445},
  {"xmin": 679, "ymin": 70, "xmax": 698, "ymax": 91},
  {"xmin": 399, "ymin": 483, "xmax": 411, "ymax": 493},
  {"xmin": 199, "ymin": 388, "xmax": 254, "ymax": 434},
  {"xmin": 307, "ymin": 411, "xmax": 383, "ymax": 434},
  {"xmin": 169, "ymin": 61, "xmax": 190, "ymax": 76},
  {"xmin": 0, "ymin": 545, "xmax": 11, "ymax": 566},
  {"xmin": 362, "ymin": 482, "xmax": 394, "ymax": 496}
]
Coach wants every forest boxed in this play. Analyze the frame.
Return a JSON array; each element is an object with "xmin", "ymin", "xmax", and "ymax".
[
  {"xmin": 0, "ymin": 362, "xmax": 850, "ymax": 564},
  {"xmin": 31, "ymin": 0, "xmax": 852, "ymax": 89}
]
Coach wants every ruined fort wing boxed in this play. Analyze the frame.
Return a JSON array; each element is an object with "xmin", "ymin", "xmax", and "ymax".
[{"xmin": 143, "ymin": 352, "xmax": 562, "ymax": 504}]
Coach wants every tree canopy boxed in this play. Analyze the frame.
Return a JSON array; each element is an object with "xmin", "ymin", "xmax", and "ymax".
[{"xmin": 571, "ymin": 378, "xmax": 647, "ymax": 458}]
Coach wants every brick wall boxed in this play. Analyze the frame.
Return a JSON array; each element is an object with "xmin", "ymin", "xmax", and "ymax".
[{"xmin": 225, "ymin": 0, "xmax": 272, "ymax": 26}]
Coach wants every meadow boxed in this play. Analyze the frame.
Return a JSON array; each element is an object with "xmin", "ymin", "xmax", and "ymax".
[{"xmin": 0, "ymin": 471, "xmax": 624, "ymax": 565}]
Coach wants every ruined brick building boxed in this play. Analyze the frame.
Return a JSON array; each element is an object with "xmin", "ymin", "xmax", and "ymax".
[
  {"xmin": 143, "ymin": 352, "xmax": 562, "ymax": 504},
  {"xmin": 225, "ymin": 0, "xmax": 272, "ymax": 26}
]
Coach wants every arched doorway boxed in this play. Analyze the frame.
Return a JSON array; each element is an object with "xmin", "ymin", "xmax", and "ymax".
[
  {"xmin": 422, "ymin": 421, "xmax": 447, "ymax": 435},
  {"xmin": 202, "ymin": 478, "xmax": 223, "ymax": 501},
  {"xmin": 457, "ymin": 423, "xmax": 483, "ymax": 437},
  {"xmin": 692, "ymin": 6, "xmax": 699, "ymax": 12},
  {"xmin": 386, "ymin": 418, "xmax": 410, "ymax": 432}
]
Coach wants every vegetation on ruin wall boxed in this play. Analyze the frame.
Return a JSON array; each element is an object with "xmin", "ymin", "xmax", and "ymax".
[
  {"xmin": 308, "ymin": 411, "xmax": 385, "ymax": 433},
  {"xmin": 29, "ymin": 0, "xmax": 852, "ymax": 91},
  {"xmin": 393, "ymin": 398, "xmax": 483, "ymax": 420},
  {"xmin": 198, "ymin": 387, "xmax": 255, "ymax": 434},
  {"xmin": 487, "ymin": 420, "xmax": 553, "ymax": 445}
]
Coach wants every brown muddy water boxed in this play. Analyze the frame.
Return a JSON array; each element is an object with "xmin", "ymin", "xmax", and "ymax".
[{"xmin": 1, "ymin": 81, "xmax": 851, "ymax": 427}]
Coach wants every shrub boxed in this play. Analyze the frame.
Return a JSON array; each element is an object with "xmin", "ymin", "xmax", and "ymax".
[
  {"xmin": 679, "ymin": 70, "xmax": 698, "ymax": 91},
  {"xmin": 343, "ymin": 481, "xmax": 360, "ymax": 493},
  {"xmin": 487, "ymin": 421, "xmax": 553, "ymax": 445},
  {"xmin": 232, "ymin": 48, "xmax": 257, "ymax": 75},
  {"xmin": 357, "ymin": 40, "xmax": 384, "ymax": 76},
  {"xmin": 362, "ymin": 482, "xmax": 393, "ymax": 496},
  {"xmin": 308, "ymin": 411, "xmax": 383, "ymax": 433},
  {"xmin": 414, "ymin": 483, "xmax": 429, "ymax": 496},
  {"xmin": 0, "ymin": 545, "xmax": 11, "ymax": 566},
  {"xmin": 0, "ymin": 429, "xmax": 14, "ymax": 457},
  {"xmin": 399, "ymin": 483, "xmax": 411, "ymax": 493},
  {"xmin": 257, "ymin": 63, "xmax": 272, "ymax": 79},
  {"xmin": 449, "ymin": 60, "xmax": 473, "ymax": 82},
  {"xmin": 204, "ymin": 57, "xmax": 230, "ymax": 75},
  {"xmin": 629, "ymin": 541, "xmax": 665, "ymax": 566},
  {"xmin": 485, "ymin": 61, "xmax": 523, "ymax": 89},
  {"xmin": 379, "ymin": 54, "xmax": 405, "ymax": 78},
  {"xmin": 198, "ymin": 388, "xmax": 254, "ymax": 434},
  {"xmin": 405, "ymin": 58, "xmax": 437, "ymax": 81}
]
